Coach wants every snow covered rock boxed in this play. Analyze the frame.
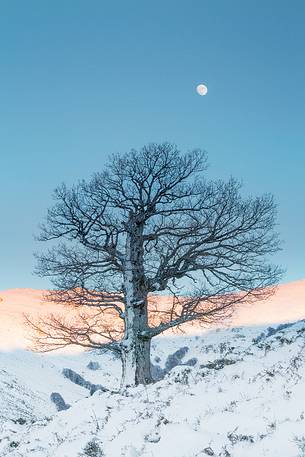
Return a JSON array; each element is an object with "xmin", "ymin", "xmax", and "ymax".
[
  {"xmin": 50, "ymin": 392, "xmax": 70, "ymax": 411},
  {"xmin": 62, "ymin": 368, "xmax": 108, "ymax": 395},
  {"xmin": 87, "ymin": 361, "xmax": 101, "ymax": 371}
]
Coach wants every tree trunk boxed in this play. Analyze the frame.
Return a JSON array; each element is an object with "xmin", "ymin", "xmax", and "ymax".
[
  {"xmin": 121, "ymin": 318, "xmax": 152, "ymax": 387},
  {"xmin": 121, "ymin": 217, "xmax": 153, "ymax": 387}
]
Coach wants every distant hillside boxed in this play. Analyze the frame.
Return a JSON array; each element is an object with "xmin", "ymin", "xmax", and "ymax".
[{"xmin": 0, "ymin": 280, "xmax": 305, "ymax": 350}]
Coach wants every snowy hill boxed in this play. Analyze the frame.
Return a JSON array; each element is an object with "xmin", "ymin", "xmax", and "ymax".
[
  {"xmin": 1, "ymin": 321, "xmax": 305, "ymax": 456},
  {"xmin": 0, "ymin": 281, "xmax": 305, "ymax": 456}
]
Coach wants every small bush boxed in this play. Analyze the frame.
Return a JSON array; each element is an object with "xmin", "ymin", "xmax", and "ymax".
[
  {"xmin": 201, "ymin": 358, "xmax": 236, "ymax": 371},
  {"xmin": 294, "ymin": 436, "xmax": 305, "ymax": 456},
  {"xmin": 12, "ymin": 417, "xmax": 26, "ymax": 425},
  {"xmin": 203, "ymin": 447, "xmax": 215, "ymax": 455},
  {"xmin": 81, "ymin": 439, "xmax": 104, "ymax": 457},
  {"xmin": 9, "ymin": 441, "xmax": 19, "ymax": 448}
]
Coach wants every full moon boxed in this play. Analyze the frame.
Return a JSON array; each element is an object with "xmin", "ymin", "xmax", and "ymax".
[{"xmin": 196, "ymin": 84, "xmax": 208, "ymax": 96}]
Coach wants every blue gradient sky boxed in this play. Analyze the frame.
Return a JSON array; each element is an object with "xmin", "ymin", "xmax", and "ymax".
[{"xmin": 0, "ymin": 1, "xmax": 305, "ymax": 289}]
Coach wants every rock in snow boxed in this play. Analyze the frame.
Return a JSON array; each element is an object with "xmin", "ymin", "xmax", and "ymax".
[
  {"xmin": 50, "ymin": 392, "xmax": 70, "ymax": 411},
  {"xmin": 62, "ymin": 367, "xmax": 108, "ymax": 395},
  {"xmin": 87, "ymin": 361, "xmax": 101, "ymax": 371}
]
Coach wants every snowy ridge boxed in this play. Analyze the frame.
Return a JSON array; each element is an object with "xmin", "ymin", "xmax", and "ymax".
[{"xmin": 1, "ymin": 320, "xmax": 305, "ymax": 456}]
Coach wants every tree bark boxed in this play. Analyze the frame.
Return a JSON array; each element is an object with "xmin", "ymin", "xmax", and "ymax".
[{"xmin": 121, "ymin": 217, "xmax": 153, "ymax": 387}]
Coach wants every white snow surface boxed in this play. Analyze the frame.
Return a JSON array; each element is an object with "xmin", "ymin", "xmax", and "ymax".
[{"xmin": 1, "ymin": 320, "xmax": 305, "ymax": 456}]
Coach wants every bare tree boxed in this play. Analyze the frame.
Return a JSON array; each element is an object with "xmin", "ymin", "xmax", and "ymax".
[{"xmin": 29, "ymin": 143, "xmax": 282, "ymax": 387}]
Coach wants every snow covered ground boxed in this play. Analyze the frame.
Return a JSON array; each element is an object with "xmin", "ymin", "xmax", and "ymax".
[
  {"xmin": 1, "ymin": 321, "xmax": 305, "ymax": 456},
  {"xmin": 1, "ymin": 282, "xmax": 305, "ymax": 456}
]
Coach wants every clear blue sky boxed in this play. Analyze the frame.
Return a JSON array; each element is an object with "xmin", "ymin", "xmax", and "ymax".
[{"xmin": 0, "ymin": 1, "xmax": 305, "ymax": 289}]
